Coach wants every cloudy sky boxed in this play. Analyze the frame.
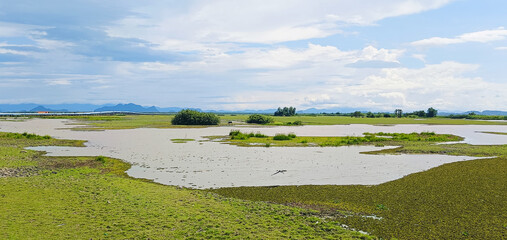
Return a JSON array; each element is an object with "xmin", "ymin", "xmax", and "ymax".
[{"xmin": 0, "ymin": 0, "xmax": 506, "ymax": 111}]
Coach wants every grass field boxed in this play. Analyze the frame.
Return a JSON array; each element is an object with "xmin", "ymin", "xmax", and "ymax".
[
  {"xmin": 224, "ymin": 115, "xmax": 507, "ymax": 126},
  {"xmin": 212, "ymin": 139, "xmax": 507, "ymax": 239},
  {"xmin": 13, "ymin": 114, "xmax": 506, "ymax": 131},
  {"xmin": 0, "ymin": 132, "xmax": 370, "ymax": 239}
]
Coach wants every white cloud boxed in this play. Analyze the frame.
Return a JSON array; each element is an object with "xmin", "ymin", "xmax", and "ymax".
[
  {"xmin": 0, "ymin": 48, "xmax": 30, "ymax": 55},
  {"xmin": 411, "ymin": 27, "xmax": 507, "ymax": 46},
  {"xmin": 133, "ymin": 44, "xmax": 404, "ymax": 76},
  {"xmin": 208, "ymin": 61, "xmax": 505, "ymax": 111},
  {"xmin": 140, "ymin": 62, "xmax": 181, "ymax": 71},
  {"xmin": 496, "ymin": 46, "xmax": 507, "ymax": 50},
  {"xmin": 106, "ymin": 0, "xmax": 454, "ymax": 49},
  {"xmin": 412, "ymin": 54, "xmax": 426, "ymax": 62},
  {"xmin": 0, "ymin": 22, "xmax": 47, "ymax": 38},
  {"xmin": 47, "ymin": 79, "xmax": 71, "ymax": 85}
]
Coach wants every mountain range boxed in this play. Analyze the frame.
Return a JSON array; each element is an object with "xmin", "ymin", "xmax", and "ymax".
[
  {"xmin": 0, "ymin": 103, "xmax": 505, "ymax": 115},
  {"xmin": 94, "ymin": 103, "xmax": 158, "ymax": 113}
]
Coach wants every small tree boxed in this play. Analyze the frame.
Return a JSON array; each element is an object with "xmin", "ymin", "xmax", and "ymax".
[
  {"xmin": 246, "ymin": 114, "xmax": 274, "ymax": 124},
  {"xmin": 394, "ymin": 109, "xmax": 403, "ymax": 118},
  {"xmin": 413, "ymin": 110, "xmax": 426, "ymax": 117},
  {"xmin": 352, "ymin": 111, "xmax": 364, "ymax": 118},
  {"xmin": 426, "ymin": 107, "xmax": 438, "ymax": 117},
  {"xmin": 274, "ymin": 106, "xmax": 296, "ymax": 116},
  {"xmin": 171, "ymin": 109, "xmax": 220, "ymax": 125}
]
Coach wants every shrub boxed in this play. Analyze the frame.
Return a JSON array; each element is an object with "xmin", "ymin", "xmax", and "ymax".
[
  {"xmin": 229, "ymin": 130, "xmax": 267, "ymax": 140},
  {"xmin": 273, "ymin": 133, "xmax": 296, "ymax": 140},
  {"xmin": 3, "ymin": 132, "xmax": 51, "ymax": 140},
  {"xmin": 171, "ymin": 109, "xmax": 220, "ymax": 125},
  {"xmin": 95, "ymin": 156, "xmax": 106, "ymax": 164},
  {"xmin": 229, "ymin": 130, "xmax": 241, "ymax": 136},
  {"xmin": 254, "ymin": 132, "xmax": 268, "ymax": 138},
  {"xmin": 246, "ymin": 114, "xmax": 274, "ymax": 124},
  {"xmin": 229, "ymin": 130, "xmax": 248, "ymax": 140},
  {"xmin": 286, "ymin": 120, "xmax": 303, "ymax": 126}
]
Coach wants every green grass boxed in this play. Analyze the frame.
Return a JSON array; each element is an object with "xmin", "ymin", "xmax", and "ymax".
[
  {"xmin": 222, "ymin": 115, "xmax": 507, "ymax": 126},
  {"xmin": 213, "ymin": 131, "xmax": 463, "ymax": 147},
  {"xmin": 479, "ymin": 131, "xmax": 507, "ymax": 135},
  {"xmin": 212, "ymin": 141, "xmax": 507, "ymax": 239},
  {"xmin": 0, "ymin": 132, "xmax": 370, "ymax": 239},
  {"xmin": 12, "ymin": 114, "xmax": 505, "ymax": 131}
]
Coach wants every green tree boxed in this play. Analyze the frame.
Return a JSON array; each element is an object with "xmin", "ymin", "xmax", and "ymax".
[
  {"xmin": 426, "ymin": 107, "xmax": 438, "ymax": 117},
  {"xmin": 274, "ymin": 106, "xmax": 296, "ymax": 116},
  {"xmin": 351, "ymin": 111, "xmax": 364, "ymax": 118},
  {"xmin": 394, "ymin": 109, "xmax": 403, "ymax": 118},
  {"xmin": 171, "ymin": 109, "xmax": 220, "ymax": 125},
  {"xmin": 246, "ymin": 114, "xmax": 274, "ymax": 124},
  {"xmin": 413, "ymin": 110, "xmax": 426, "ymax": 117}
]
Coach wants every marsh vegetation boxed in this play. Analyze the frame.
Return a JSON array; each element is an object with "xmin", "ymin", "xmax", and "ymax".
[
  {"xmin": 217, "ymin": 130, "xmax": 462, "ymax": 147},
  {"xmin": 1, "ymin": 117, "xmax": 505, "ymax": 239},
  {"xmin": 0, "ymin": 132, "xmax": 370, "ymax": 239}
]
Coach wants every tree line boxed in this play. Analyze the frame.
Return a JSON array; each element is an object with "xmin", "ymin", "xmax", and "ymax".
[
  {"xmin": 274, "ymin": 107, "xmax": 296, "ymax": 116},
  {"xmin": 324, "ymin": 108, "xmax": 439, "ymax": 118}
]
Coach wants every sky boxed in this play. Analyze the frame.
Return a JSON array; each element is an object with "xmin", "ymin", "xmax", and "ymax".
[{"xmin": 0, "ymin": 0, "xmax": 506, "ymax": 111}]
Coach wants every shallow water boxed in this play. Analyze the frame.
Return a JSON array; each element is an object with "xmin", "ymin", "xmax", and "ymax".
[{"xmin": 1, "ymin": 119, "xmax": 505, "ymax": 189}]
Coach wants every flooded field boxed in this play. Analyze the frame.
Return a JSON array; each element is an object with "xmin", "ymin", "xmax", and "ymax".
[{"xmin": 1, "ymin": 119, "xmax": 505, "ymax": 188}]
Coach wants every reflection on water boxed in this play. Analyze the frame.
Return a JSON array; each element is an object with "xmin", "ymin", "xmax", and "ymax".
[{"xmin": 2, "ymin": 119, "xmax": 505, "ymax": 189}]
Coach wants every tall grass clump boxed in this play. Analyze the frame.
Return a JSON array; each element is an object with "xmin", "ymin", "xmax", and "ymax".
[
  {"xmin": 273, "ymin": 133, "xmax": 297, "ymax": 140},
  {"xmin": 229, "ymin": 130, "xmax": 268, "ymax": 140},
  {"xmin": 4, "ymin": 132, "xmax": 51, "ymax": 140},
  {"xmin": 285, "ymin": 120, "xmax": 303, "ymax": 126}
]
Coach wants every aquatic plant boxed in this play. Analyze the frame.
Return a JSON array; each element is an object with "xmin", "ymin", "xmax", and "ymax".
[{"xmin": 273, "ymin": 133, "xmax": 296, "ymax": 140}]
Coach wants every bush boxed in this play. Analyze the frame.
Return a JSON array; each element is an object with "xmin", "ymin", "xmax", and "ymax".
[
  {"xmin": 3, "ymin": 132, "xmax": 51, "ymax": 140},
  {"xmin": 246, "ymin": 114, "xmax": 274, "ymax": 124},
  {"xmin": 286, "ymin": 120, "xmax": 303, "ymax": 126},
  {"xmin": 229, "ymin": 130, "xmax": 267, "ymax": 139},
  {"xmin": 171, "ymin": 109, "xmax": 220, "ymax": 125},
  {"xmin": 95, "ymin": 156, "xmax": 106, "ymax": 164},
  {"xmin": 254, "ymin": 132, "xmax": 268, "ymax": 138},
  {"xmin": 273, "ymin": 133, "xmax": 296, "ymax": 141}
]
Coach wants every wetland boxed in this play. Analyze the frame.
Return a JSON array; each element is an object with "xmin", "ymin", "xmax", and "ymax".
[{"xmin": 1, "ymin": 116, "xmax": 506, "ymax": 239}]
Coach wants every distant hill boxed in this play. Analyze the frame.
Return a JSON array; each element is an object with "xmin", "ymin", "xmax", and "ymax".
[
  {"xmin": 207, "ymin": 109, "xmax": 276, "ymax": 114},
  {"xmin": 0, "ymin": 103, "xmax": 106, "ymax": 112},
  {"xmin": 0, "ymin": 104, "xmax": 39, "ymax": 112},
  {"xmin": 297, "ymin": 107, "xmax": 368, "ymax": 114},
  {"xmin": 29, "ymin": 106, "xmax": 68, "ymax": 112},
  {"xmin": 157, "ymin": 107, "xmax": 202, "ymax": 113},
  {"xmin": 94, "ymin": 103, "xmax": 159, "ymax": 113},
  {"xmin": 0, "ymin": 103, "xmax": 505, "ymax": 115},
  {"xmin": 466, "ymin": 110, "xmax": 507, "ymax": 116}
]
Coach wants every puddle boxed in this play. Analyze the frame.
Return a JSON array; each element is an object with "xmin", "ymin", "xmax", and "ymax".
[{"xmin": 1, "ymin": 119, "xmax": 505, "ymax": 189}]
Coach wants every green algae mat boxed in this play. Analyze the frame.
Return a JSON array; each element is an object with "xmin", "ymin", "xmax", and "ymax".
[
  {"xmin": 213, "ymin": 142, "xmax": 507, "ymax": 239},
  {"xmin": 0, "ymin": 132, "xmax": 369, "ymax": 239}
]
